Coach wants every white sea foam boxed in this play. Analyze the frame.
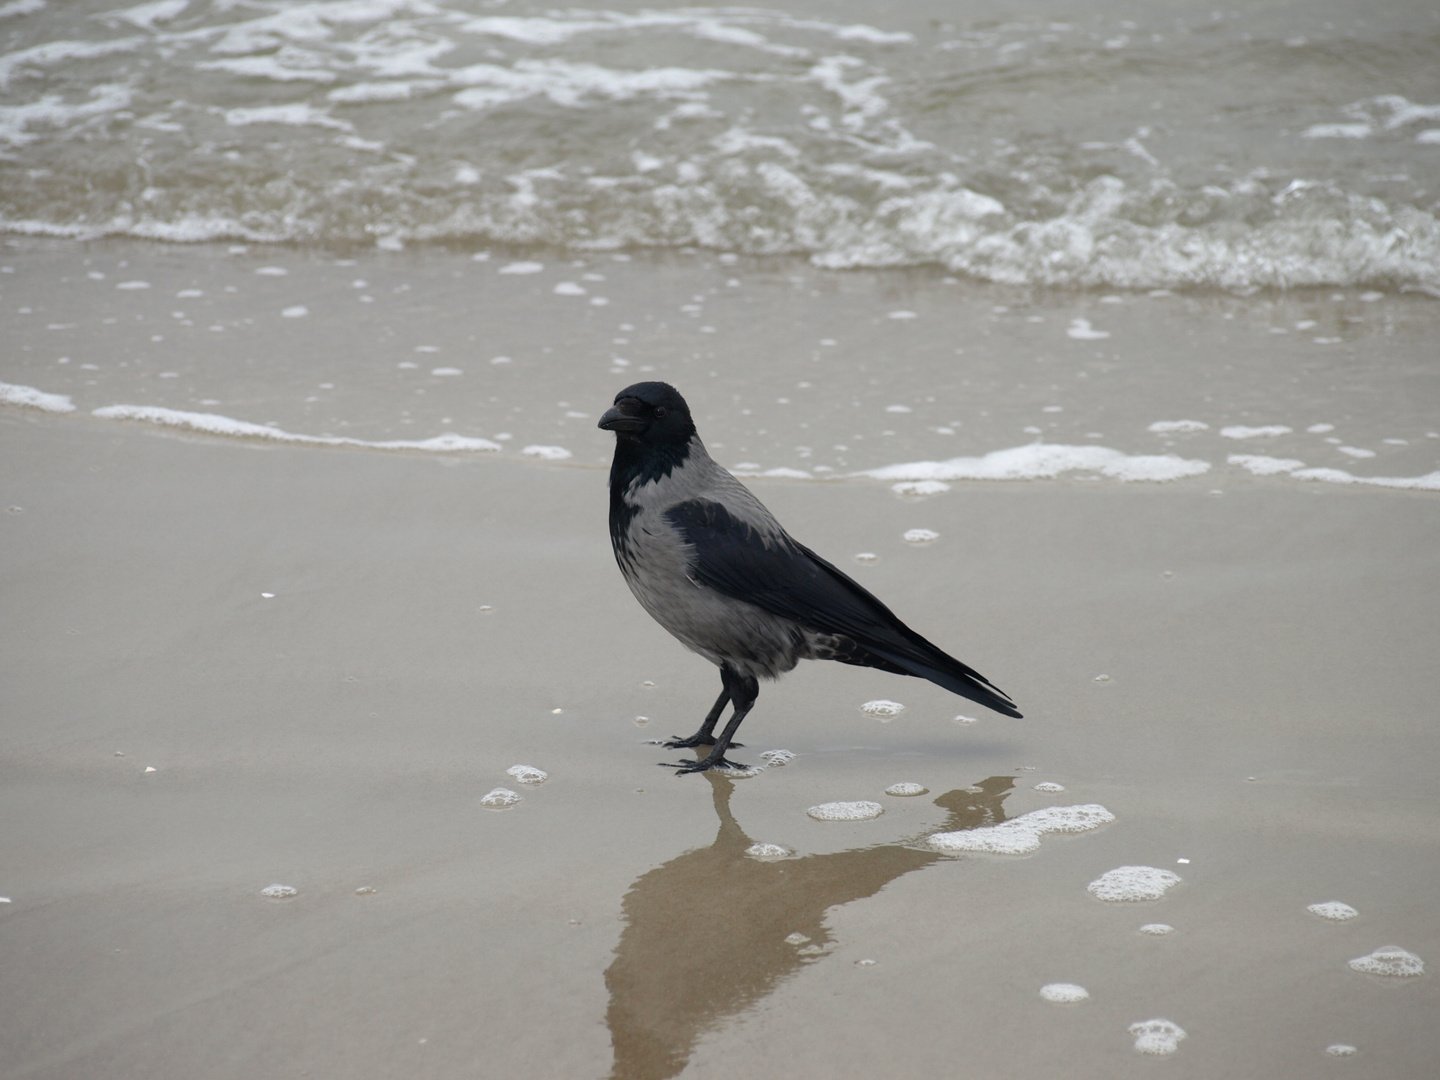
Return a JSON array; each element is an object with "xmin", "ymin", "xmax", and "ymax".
[
  {"xmin": 902, "ymin": 528, "xmax": 939, "ymax": 544},
  {"xmin": 929, "ymin": 804, "xmax": 1114, "ymax": 855},
  {"xmin": 224, "ymin": 104, "xmax": 353, "ymax": 131},
  {"xmin": 860, "ymin": 699, "xmax": 905, "ymax": 719},
  {"xmin": 0, "ymin": 381, "xmax": 75, "ymax": 412},
  {"xmin": 521, "ymin": 444, "xmax": 572, "ymax": 460},
  {"xmin": 1229, "ymin": 454, "xmax": 1306, "ymax": 476},
  {"xmin": 807, "ymin": 800, "xmax": 884, "ymax": 821},
  {"xmin": 1088, "ymin": 865, "xmax": 1181, "ymax": 901},
  {"xmin": 1129, "ymin": 1019, "xmax": 1187, "ymax": 1055},
  {"xmin": 1348, "ymin": 946, "xmax": 1424, "ymax": 977},
  {"xmin": 1308, "ymin": 901, "xmax": 1358, "ymax": 921},
  {"xmin": 1291, "ymin": 467, "xmax": 1440, "ymax": 491},
  {"xmin": 858, "ymin": 444, "xmax": 1211, "ymax": 484},
  {"xmin": 91, "ymin": 404, "xmax": 502, "ymax": 452},
  {"xmin": 1066, "ymin": 318, "xmax": 1110, "ymax": 340},
  {"xmin": 1219, "ymin": 425, "xmax": 1293, "ymax": 439},
  {"xmin": 498, "ymin": 261, "xmax": 543, "ymax": 275},
  {"xmin": 891, "ymin": 480, "xmax": 949, "ymax": 497},
  {"xmin": 1148, "ymin": 420, "xmax": 1208, "ymax": 433},
  {"xmin": 884, "ymin": 782, "xmax": 927, "ymax": 796},
  {"xmin": 1033, "ymin": 782, "xmax": 1066, "ymax": 793},
  {"xmin": 480, "ymin": 787, "xmax": 522, "ymax": 809},
  {"xmin": 1326, "ymin": 1044, "xmax": 1358, "ymax": 1057},
  {"xmin": 505, "ymin": 764, "xmax": 548, "ymax": 785},
  {"xmin": 1040, "ymin": 983, "xmax": 1090, "ymax": 1004},
  {"xmin": 260, "ymin": 883, "xmax": 298, "ymax": 899},
  {"xmin": 1139, "ymin": 923, "xmax": 1174, "ymax": 935},
  {"xmin": 746, "ymin": 842, "xmax": 793, "ymax": 860}
]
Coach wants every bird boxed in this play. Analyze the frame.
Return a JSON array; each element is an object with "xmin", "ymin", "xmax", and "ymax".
[{"xmin": 598, "ymin": 381, "xmax": 1021, "ymax": 775}]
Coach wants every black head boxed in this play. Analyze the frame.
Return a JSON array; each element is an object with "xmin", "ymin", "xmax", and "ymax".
[{"xmin": 597, "ymin": 382, "xmax": 696, "ymax": 446}]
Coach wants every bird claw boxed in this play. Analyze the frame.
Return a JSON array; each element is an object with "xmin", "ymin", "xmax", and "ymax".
[
  {"xmin": 660, "ymin": 756, "xmax": 749, "ymax": 775},
  {"xmin": 662, "ymin": 735, "xmax": 744, "ymax": 749}
]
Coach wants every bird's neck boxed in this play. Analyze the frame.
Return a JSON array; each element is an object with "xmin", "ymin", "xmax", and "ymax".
[{"xmin": 608, "ymin": 432, "xmax": 700, "ymax": 498}]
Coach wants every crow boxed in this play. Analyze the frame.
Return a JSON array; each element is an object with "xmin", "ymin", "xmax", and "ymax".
[{"xmin": 599, "ymin": 381, "xmax": 1021, "ymax": 774}]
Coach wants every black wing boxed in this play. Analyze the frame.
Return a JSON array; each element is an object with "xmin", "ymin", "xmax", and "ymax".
[{"xmin": 665, "ymin": 499, "xmax": 1021, "ymax": 717}]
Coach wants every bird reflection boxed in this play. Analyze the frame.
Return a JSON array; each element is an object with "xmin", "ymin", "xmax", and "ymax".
[{"xmin": 604, "ymin": 774, "xmax": 1016, "ymax": 1080}]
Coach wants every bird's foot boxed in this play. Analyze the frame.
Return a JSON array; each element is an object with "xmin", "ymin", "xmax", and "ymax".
[
  {"xmin": 660, "ymin": 756, "xmax": 749, "ymax": 775},
  {"xmin": 662, "ymin": 734, "xmax": 744, "ymax": 749}
]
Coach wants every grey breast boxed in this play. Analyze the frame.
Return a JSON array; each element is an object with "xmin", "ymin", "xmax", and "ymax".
[{"xmin": 615, "ymin": 437, "xmax": 810, "ymax": 679}]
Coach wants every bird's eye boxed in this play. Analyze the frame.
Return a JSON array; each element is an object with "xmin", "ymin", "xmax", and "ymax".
[{"xmin": 654, "ymin": 406, "xmax": 668, "ymax": 418}]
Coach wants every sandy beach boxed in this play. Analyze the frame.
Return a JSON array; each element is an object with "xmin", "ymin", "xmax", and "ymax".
[{"xmin": 3, "ymin": 283, "xmax": 1438, "ymax": 1076}]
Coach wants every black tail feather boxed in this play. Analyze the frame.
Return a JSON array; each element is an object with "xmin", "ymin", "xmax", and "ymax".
[{"xmin": 861, "ymin": 640, "xmax": 1023, "ymax": 719}]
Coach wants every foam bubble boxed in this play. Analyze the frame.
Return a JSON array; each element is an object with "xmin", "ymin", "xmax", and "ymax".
[
  {"xmin": 1326, "ymin": 1045, "xmax": 1358, "ymax": 1057},
  {"xmin": 115, "ymin": 280, "xmax": 150, "ymax": 290},
  {"xmin": 853, "ymin": 552, "xmax": 879, "ymax": 564},
  {"xmin": 1088, "ymin": 866, "xmax": 1182, "ymax": 902},
  {"xmin": 1308, "ymin": 901, "xmax": 1358, "ymax": 921},
  {"xmin": 1033, "ymin": 782, "xmax": 1066, "ymax": 793},
  {"xmin": 1219, "ymin": 425, "xmax": 1293, "ymax": 439},
  {"xmin": 953, "ymin": 714, "xmax": 978, "ymax": 724},
  {"xmin": 1066, "ymin": 318, "xmax": 1110, "ymax": 339},
  {"xmin": 860, "ymin": 699, "xmax": 905, "ymax": 719},
  {"xmin": 480, "ymin": 787, "xmax": 522, "ymax": 809},
  {"xmin": 1229, "ymin": 454, "xmax": 1306, "ymax": 475},
  {"xmin": 498, "ymin": 261, "xmax": 544, "ymax": 274},
  {"xmin": 431, "ymin": 367, "xmax": 463, "ymax": 376},
  {"xmin": 553, "ymin": 281, "xmax": 586, "ymax": 295},
  {"xmin": 858, "ymin": 444, "xmax": 1210, "ymax": 484},
  {"xmin": 1129, "ymin": 1019, "xmax": 1186, "ymax": 1056},
  {"xmin": 885, "ymin": 782, "xmax": 928, "ymax": 796},
  {"xmin": 1040, "ymin": 983, "xmax": 1090, "ymax": 1004},
  {"xmin": 1139, "ymin": 923, "xmax": 1174, "ymax": 935},
  {"xmin": 745, "ymin": 842, "xmax": 794, "ymax": 859},
  {"xmin": 891, "ymin": 480, "xmax": 949, "ymax": 497},
  {"xmin": 903, "ymin": 528, "xmax": 939, "ymax": 543},
  {"xmin": 260, "ymin": 884, "xmax": 298, "ymax": 899},
  {"xmin": 929, "ymin": 804, "xmax": 1114, "ymax": 855},
  {"xmin": 807, "ymin": 800, "xmax": 884, "ymax": 821},
  {"xmin": 281, "ymin": 305, "xmax": 308, "ymax": 317},
  {"xmin": 785, "ymin": 932, "xmax": 810, "ymax": 945},
  {"xmin": 1148, "ymin": 420, "xmax": 1208, "ymax": 433},
  {"xmin": 1347, "ymin": 946, "xmax": 1424, "ymax": 977},
  {"xmin": 506, "ymin": 764, "xmax": 548, "ymax": 785},
  {"xmin": 0, "ymin": 381, "xmax": 75, "ymax": 412},
  {"xmin": 520, "ymin": 444, "xmax": 572, "ymax": 460}
]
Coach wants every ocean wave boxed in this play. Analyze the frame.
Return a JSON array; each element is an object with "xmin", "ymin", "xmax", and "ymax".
[{"xmin": 0, "ymin": 3, "xmax": 1437, "ymax": 291}]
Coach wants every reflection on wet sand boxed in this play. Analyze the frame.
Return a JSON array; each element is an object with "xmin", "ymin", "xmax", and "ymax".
[{"xmin": 605, "ymin": 775, "xmax": 1017, "ymax": 1080}]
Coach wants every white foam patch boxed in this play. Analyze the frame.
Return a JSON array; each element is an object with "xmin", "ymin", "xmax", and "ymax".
[
  {"xmin": 902, "ymin": 528, "xmax": 939, "ymax": 543},
  {"xmin": 224, "ymin": 104, "xmax": 353, "ymax": 132},
  {"xmin": 498, "ymin": 261, "xmax": 544, "ymax": 274},
  {"xmin": 1290, "ymin": 466, "xmax": 1440, "ymax": 491},
  {"xmin": 1219, "ymin": 425, "xmax": 1293, "ymax": 439},
  {"xmin": 1148, "ymin": 420, "xmax": 1208, "ymax": 433},
  {"xmin": 1088, "ymin": 865, "xmax": 1181, "ymax": 901},
  {"xmin": 1129, "ymin": 1019, "xmax": 1186, "ymax": 1056},
  {"xmin": 1040, "ymin": 983, "xmax": 1090, "ymax": 1004},
  {"xmin": 860, "ymin": 699, "xmax": 905, "ymax": 719},
  {"xmin": 1348, "ymin": 946, "xmax": 1424, "ymax": 977},
  {"xmin": 858, "ymin": 444, "xmax": 1211, "ymax": 484},
  {"xmin": 1139, "ymin": 923, "xmax": 1174, "ymax": 935},
  {"xmin": 745, "ymin": 842, "xmax": 793, "ymax": 860},
  {"xmin": 0, "ymin": 381, "xmax": 75, "ymax": 412},
  {"xmin": 1308, "ymin": 901, "xmax": 1358, "ymax": 921},
  {"xmin": 891, "ymin": 480, "xmax": 949, "ymax": 497},
  {"xmin": 1229, "ymin": 454, "xmax": 1306, "ymax": 475},
  {"xmin": 885, "ymin": 782, "xmax": 927, "ymax": 796},
  {"xmin": 1066, "ymin": 317, "xmax": 1110, "ymax": 339},
  {"xmin": 260, "ymin": 883, "xmax": 298, "ymax": 899},
  {"xmin": 92, "ymin": 404, "xmax": 503, "ymax": 452},
  {"xmin": 929, "ymin": 804, "xmax": 1114, "ymax": 855},
  {"xmin": 723, "ymin": 748, "xmax": 796, "ymax": 779},
  {"xmin": 1326, "ymin": 1045, "xmax": 1358, "ymax": 1057},
  {"xmin": 506, "ymin": 764, "xmax": 547, "ymax": 785},
  {"xmin": 808, "ymin": 800, "xmax": 884, "ymax": 821},
  {"xmin": 1033, "ymin": 782, "xmax": 1066, "ymax": 793},
  {"xmin": 480, "ymin": 787, "xmax": 522, "ymax": 809},
  {"xmin": 521, "ymin": 444, "xmax": 572, "ymax": 460}
]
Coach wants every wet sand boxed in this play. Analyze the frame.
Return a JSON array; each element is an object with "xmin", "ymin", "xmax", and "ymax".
[{"xmin": 3, "ymin": 401, "xmax": 1438, "ymax": 1078}]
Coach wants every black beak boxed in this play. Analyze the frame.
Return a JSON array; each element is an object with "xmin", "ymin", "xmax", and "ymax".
[{"xmin": 598, "ymin": 400, "xmax": 647, "ymax": 433}]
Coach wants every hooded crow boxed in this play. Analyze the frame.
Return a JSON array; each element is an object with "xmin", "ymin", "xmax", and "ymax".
[{"xmin": 599, "ymin": 381, "xmax": 1021, "ymax": 774}]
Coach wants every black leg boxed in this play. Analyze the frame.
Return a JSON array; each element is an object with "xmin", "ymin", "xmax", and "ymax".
[
  {"xmin": 662, "ymin": 683, "xmax": 732, "ymax": 749},
  {"xmin": 666, "ymin": 667, "xmax": 758, "ymax": 774}
]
